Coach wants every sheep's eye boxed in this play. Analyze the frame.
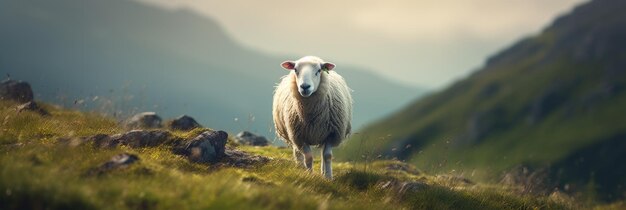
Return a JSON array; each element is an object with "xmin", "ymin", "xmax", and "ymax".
[
  {"xmin": 294, "ymin": 68, "xmax": 298, "ymax": 74},
  {"xmin": 316, "ymin": 69, "xmax": 321, "ymax": 75}
]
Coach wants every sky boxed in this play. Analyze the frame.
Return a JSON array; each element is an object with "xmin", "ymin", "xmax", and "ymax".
[{"xmin": 136, "ymin": 0, "xmax": 586, "ymax": 89}]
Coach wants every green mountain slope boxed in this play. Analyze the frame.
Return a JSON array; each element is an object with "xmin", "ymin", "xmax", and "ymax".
[
  {"xmin": 338, "ymin": 0, "xmax": 626, "ymax": 201},
  {"xmin": 0, "ymin": 0, "xmax": 423, "ymax": 139}
]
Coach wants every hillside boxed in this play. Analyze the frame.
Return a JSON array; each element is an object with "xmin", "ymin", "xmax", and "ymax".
[
  {"xmin": 337, "ymin": 0, "xmax": 626, "ymax": 202},
  {"xmin": 4, "ymin": 96, "xmax": 595, "ymax": 209},
  {"xmin": 0, "ymin": 0, "xmax": 423, "ymax": 139}
]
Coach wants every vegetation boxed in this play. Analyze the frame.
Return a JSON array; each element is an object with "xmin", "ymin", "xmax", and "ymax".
[
  {"xmin": 337, "ymin": 0, "xmax": 626, "ymax": 203},
  {"xmin": 0, "ymin": 100, "xmax": 583, "ymax": 209}
]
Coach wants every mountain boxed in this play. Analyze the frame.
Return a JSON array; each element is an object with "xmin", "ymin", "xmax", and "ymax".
[
  {"xmin": 338, "ymin": 0, "xmax": 626, "ymax": 201},
  {"xmin": 0, "ymin": 0, "xmax": 423, "ymax": 140}
]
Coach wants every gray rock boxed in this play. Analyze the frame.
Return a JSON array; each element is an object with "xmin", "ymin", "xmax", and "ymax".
[
  {"xmin": 181, "ymin": 130, "xmax": 228, "ymax": 163},
  {"xmin": 88, "ymin": 130, "xmax": 269, "ymax": 167},
  {"xmin": 89, "ymin": 153, "xmax": 139, "ymax": 175},
  {"xmin": 234, "ymin": 131, "xmax": 269, "ymax": 146},
  {"xmin": 221, "ymin": 148, "xmax": 271, "ymax": 167},
  {"xmin": 168, "ymin": 115, "xmax": 201, "ymax": 131},
  {"xmin": 377, "ymin": 180, "xmax": 429, "ymax": 196},
  {"xmin": 92, "ymin": 130, "xmax": 175, "ymax": 148},
  {"xmin": 125, "ymin": 112, "xmax": 162, "ymax": 129},
  {"xmin": 17, "ymin": 101, "xmax": 49, "ymax": 115},
  {"xmin": 0, "ymin": 79, "xmax": 34, "ymax": 103},
  {"xmin": 170, "ymin": 130, "xmax": 271, "ymax": 166}
]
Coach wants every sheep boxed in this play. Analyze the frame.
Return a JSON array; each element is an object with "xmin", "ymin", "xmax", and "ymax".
[{"xmin": 272, "ymin": 56, "xmax": 353, "ymax": 179}]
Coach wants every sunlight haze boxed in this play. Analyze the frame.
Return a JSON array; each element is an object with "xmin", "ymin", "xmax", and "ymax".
[{"xmin": 136, "ymin": 0, "xmax": 586, "ymax": 89}]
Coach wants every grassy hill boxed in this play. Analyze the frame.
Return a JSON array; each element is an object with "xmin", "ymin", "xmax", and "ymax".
[
  {"xmin": 1, "ymin": 98, "xmax": 596, "ymax": 209},
  {"xmin": 0, "ymin": 0, "xmax": 423, "ymax": 139},
  {"xmin": 337, "ymin": 0, "xmax": 626, "ymax": 202}
]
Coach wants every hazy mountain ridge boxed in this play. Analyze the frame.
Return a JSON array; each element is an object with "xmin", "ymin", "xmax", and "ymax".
[
  {"xmin": 338, "ymin": 0, "xmax": 626, "ymax": 201},
  {"xmin": 0, "ymin": 0, "xmax": 424, "ymax": 139}
]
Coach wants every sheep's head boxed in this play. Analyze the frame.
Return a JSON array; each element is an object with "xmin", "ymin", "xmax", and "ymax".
[{"xmin": 281, "ymin": 56, "xmax": 335, "ymax": 98}]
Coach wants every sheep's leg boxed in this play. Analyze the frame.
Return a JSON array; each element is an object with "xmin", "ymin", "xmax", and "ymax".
[
  {"xmin": 321, "ymin": 143, "xmax": 333, "ymax": 179},
  {"xmin": 302, "ymin": 145, "xmax": 313, "ymax": 171},
  {"xmin": 292, "ymin": 146, "xmax": 304, "ymax": 167}
]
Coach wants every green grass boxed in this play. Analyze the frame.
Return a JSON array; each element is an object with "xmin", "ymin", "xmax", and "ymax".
[
  {"xmin": 0, "ymin": 100, "xmax": 583, "ymax": 209},
  {"xmin": 336, "ymin": 42, "xmax": 626, "ymax": 202}
]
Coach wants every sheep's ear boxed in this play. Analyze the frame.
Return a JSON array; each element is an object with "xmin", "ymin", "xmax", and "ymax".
[
  {"xmin": 322, "ymin": 62, "xmax": 336, "ymax": 71},
  {"xmin": 281, "ymin": 61, "xmax": 295, "ymax": 70}
]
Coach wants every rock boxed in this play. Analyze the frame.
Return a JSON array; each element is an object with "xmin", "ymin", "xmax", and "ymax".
[
  {"xmin": 221, "ymin": 148, "xmax": 270, "ymax": 167},
  {"xmin": 16, "ymin": 101, "xmax": 49, "ymax": 115},
  {"xmin": 234, "ymin": 131, "xmax": 270, "ymax": 146},
  {"xmin": 113, "ymin": 130, "xmax": 173, "ymax": 148},
  {"xmin": 168, "ymin": 115, "xmax": 201, "ymax": 131},
  {"xmin": 92, "ymin": 130, "xmax": 175, "ymax": 148},
  {"xmin": 125, "ymin": 112, "xmax": 162, "ymax": 129},
  {"xmin": 377, "ymin": 180, "xmax": 428, "ymax": 196},
  {"xmin": 0, "ymin": 79, "xmax": 34, "ymax": 103},
  {"xmin": 89, "ymin": 129, "xmax": 270, "ymax": 167},
  {"xmin": 171, "ymin": 130, "xmax": 270, "ymax": 166},
  {"xmin": 177, "ymin": 130, "xmax": 228, "ymax": 163},
  {"xmin": 88, "ymin": 153, "xmax": 139, "ymax": 175}
]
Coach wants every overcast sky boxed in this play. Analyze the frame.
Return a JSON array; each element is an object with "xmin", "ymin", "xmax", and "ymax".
[{"xmin": 136, "ymin": 0, "xmax": 586, "ymax": 89}]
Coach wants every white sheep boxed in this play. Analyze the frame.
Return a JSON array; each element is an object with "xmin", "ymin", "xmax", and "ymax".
[{"xmin": 272, "ymin": 56, "xmax": 353, "ymax": 179}]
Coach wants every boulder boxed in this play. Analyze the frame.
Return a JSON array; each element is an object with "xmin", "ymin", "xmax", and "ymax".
[
  {"xmin": 168, "ymin": 115, "xmax": 201, "ymax": 131},
  {"xmin": 171, "ymin": 130, "xmax": 270, "ymax": 166},
  {"xmin": 125, "ymin": 112, "xmax": 162, "ymax": 129},
  {"xmin": 0, "ymin": 79, "xmax": 34, "ymax": 103},
  {"xmin": 88, "ymin": 153, "xmax": 139, "ymax": 175},
  {"xmin": 234, "ymin": 131, "xmax": 270, "ymax": 146},
  {"xmin": 16, "ymin": 101, "xmax": 49, "ymax": 115},
  {"xmin": 177, "ymin": 130, "xmax": 228, "ymax": 163}
]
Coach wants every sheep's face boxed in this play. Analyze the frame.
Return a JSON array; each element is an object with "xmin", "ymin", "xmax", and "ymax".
[{"xmin": 281, "ymin": 57, "xmax": 335, "ymax": 98}]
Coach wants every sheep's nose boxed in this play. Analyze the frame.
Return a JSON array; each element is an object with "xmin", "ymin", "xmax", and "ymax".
[{"xmin": 300, "ymin": 84, "xmax": 311, "ymax": 90}]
